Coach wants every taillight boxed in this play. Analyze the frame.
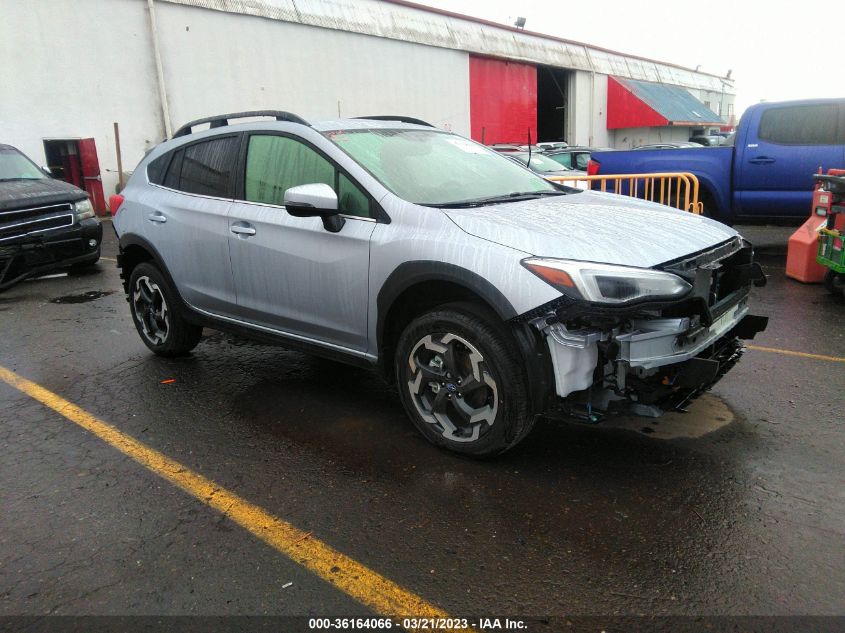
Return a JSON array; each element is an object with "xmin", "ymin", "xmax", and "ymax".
[
  {"xmin": 587, "ymin": 159, "xmax": 600, "ymax": 176},
  {"xmin": 109, "ymin": 194, "xmax": 125, "ymax": 216}
]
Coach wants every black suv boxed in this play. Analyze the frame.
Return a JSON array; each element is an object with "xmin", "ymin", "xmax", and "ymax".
[{"xmin": 0, "ymin": 144, "xmax": 102, "ymax": 290}]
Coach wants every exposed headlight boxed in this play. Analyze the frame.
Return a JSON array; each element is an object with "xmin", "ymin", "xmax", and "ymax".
[
  {"xmin": 74, "ymin": 198, "xmax": 94, "ymax": 221},
  {"xmin": 522, "ymin": 257, "xmax": 692, "ymax": 304}
]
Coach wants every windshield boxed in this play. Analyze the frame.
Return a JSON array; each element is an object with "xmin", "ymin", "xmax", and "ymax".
[
  {"xmin": 324, "ymin": 129, "xmax": 558, "ymax": 205},
  {"xmin": 0, "ymin": 148, "xmax": 46, "ymax": 181}
]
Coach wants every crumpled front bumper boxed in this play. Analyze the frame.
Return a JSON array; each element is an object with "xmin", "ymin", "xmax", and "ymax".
[
  {"xmin": 520, "ymin": 237, "xmax": 771, "ymax": 417},
  {"xmin": 539, "ymin": 299, "xmax": 767, "ymax": 416},
  {"xmin": 614, "ymin": 294, "xmax": 754, "ymax": 370},
  {"xmin": 0, "ymin": 218, "xmax": 102, "ymax": 291}
]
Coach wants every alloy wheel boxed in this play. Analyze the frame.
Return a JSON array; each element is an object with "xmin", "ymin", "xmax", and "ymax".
[
  {"xmin": 407, "ymin": 332, "xmax": 498, "ymax": 443},
  {"xmin": 132, "ymin": 275, "xmax": 170, "ymax": 345}
]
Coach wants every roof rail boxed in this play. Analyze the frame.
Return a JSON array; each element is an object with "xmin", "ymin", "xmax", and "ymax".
[
  {"xmin": 172, "ymin": 110, "xmax": 310, "ymax": 138},
  {"xmin": 355, "ymin": 115, "xmax": 434, "ymax": 128}
]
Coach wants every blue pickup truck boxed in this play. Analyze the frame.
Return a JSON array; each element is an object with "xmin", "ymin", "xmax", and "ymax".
[{"xmin": 589, "ymin": 98, "xmax": 845, "ymax": 222}]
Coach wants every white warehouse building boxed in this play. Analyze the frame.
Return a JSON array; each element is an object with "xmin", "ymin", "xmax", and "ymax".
[{"xmin": 1, "ymin": 0, "xmax": 735, "ymax": 213}]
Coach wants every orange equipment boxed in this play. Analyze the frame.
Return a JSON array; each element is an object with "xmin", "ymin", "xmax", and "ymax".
[{"xmin": 786, "ymin": 169, "xmax": 845, "ymax": 283}]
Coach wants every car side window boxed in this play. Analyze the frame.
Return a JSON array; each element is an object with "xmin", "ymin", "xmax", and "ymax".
[
  {"xmin": 147, "ymin": 152, "xmax": 171, "ymax": 185},
  {"xmin": 245, "ymin": 134, "xmax": 372, "ymax": 218},
  {"xmin": 574, "ymin": 153, "xmax": 589, "ymax": 170},
  {"xmin": 550, "ymin": 153, "xmax": 572, "ymax": 169},
  {"xmin": 758, "ymin": 104, "xmax": 845, "ymax": 145},
  {"xmin": 338, "ymin": 173, "xmax": 370, "ymax": 218},
  {"xmin": 179, "ymin": 137, "xmax": 239, "ymax": 197},
  {"xmin": 163, "ymin": 149, "xmax": 183, "ymax": 189}
]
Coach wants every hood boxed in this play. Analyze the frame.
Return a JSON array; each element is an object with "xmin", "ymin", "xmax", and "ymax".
[
  {"xmin": 442, "ymin": 190, "xmax": 738, "ymax": 268},
  {"xmin": 0, "ymin": 178, "xmax": 87, "ymax": 212}
]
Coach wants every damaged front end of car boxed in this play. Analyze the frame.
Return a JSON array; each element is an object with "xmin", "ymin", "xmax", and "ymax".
[{"xmin": 520, "ymin": 236, "xmax": 769, "ymax": 421}]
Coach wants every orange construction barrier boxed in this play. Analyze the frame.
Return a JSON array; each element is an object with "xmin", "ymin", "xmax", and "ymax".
[{"xmin": 547, "ymin": 172, "xmax": 702, "ymax": 214}]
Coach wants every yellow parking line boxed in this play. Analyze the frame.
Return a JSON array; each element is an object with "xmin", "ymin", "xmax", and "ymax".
[
  {"xmin": 746, "ymin": 345, "xmax": 845, "ymax": 364},
  {"xmin": 0, "ymin": 365, "xmax": 460, "ymax": 628},
  {"xmin": 100, "ymin": 256, "xmax": 117, "ymax": 262}
]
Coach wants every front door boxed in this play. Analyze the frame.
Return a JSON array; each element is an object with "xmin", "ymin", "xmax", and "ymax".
[
  {"xmin": 227, "ymin": 133, "xmax": 375, "ymax": 352},
  {"xmin": 736, "ymin": 102, "xmax": 845, "ymax": 217}
]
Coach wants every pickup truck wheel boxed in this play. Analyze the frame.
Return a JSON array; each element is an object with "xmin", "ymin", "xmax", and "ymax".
[
  {"xmin": 395, "ymin": 303, "xmax": 534, "ymax": 456},
  {"xmin": 698, "ymin": 190, "xmax": 733, "ymax": 225},
  {"xmin": 129, "ymin": 262, "xmax": 202, "ymax": 356}
]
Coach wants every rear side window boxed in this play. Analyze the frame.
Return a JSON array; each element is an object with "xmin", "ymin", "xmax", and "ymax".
[
  {"xmin": 758, "ymin": 104, "xmax": 845, "ymax": 145},
  {"xmin": 146, "ymin": 153, "xmax": 170, "ymax": 185},
  {"xmin": 177, "ymin": 137, "xmax": 239, "ymax": 197},
  {"xmin": 163, "ymin": 149, "xmax": 183, "ymax": 189}
]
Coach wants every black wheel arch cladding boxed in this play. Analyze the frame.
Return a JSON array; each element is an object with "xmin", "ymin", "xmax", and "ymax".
[{"xmin": 376, "ymin": 260, "xmax": 517, "ymax": 351}]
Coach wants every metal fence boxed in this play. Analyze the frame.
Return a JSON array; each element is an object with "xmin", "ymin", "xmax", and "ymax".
[{"xmin": 546, "ymin": 172, "xmax": 703, "ymax": 214}]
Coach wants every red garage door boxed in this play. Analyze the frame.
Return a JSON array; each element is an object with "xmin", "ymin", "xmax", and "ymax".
[{"xmin": 469, "ymin": 55, "xmax": 537, "ymax": 145}]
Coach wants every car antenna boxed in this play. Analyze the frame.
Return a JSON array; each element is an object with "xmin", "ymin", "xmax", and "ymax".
[{"xmin": 527, "ymin": 127, "xmax": 532, "ymax": 169}]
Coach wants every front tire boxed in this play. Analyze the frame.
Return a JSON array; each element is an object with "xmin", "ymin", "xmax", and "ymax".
[
  {"xmin": 128, "ymin": 262, "xmax": 202, "ymax": 356},
  {"xmin": 394, "ymin": 303, "xmax": 535, "ymax": 456}
]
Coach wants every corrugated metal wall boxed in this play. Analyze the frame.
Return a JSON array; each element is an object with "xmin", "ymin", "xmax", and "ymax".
[{"xmin": 164, "ymin": 0, "xmax": 733, "ymax": 93}]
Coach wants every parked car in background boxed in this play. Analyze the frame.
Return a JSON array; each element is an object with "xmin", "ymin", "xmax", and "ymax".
[
  {"xmin": 589, "ymin": 98, "xmax": 845, "ymax": 222},
  {"xmin": 689, "ymin": 135, "xmax": 726, "ymax": 147},
  {"xmin": 0, "ymin": 144, "xmax": 101, "ymax": 291},
  {"xmin": 537, "ymin": 142, "xmax": 569, "ymax": 151},
  {"xmin": 632, "ymin": 142, "xmax": 703, "ymax": 150},
  {"xmin": 504, "ymin": 152, "xmax": 586, "ymax": 179},
  {"xmin": 113, "ymin": 111, "xmax": 766, "ymax": 456},
  {"xmin": 492, "ymin": 143, "xmax": 546, "ymax": 154},
  {"xmin": 547, "ymin": 147, "xmax": 597, "ymax": 171}
]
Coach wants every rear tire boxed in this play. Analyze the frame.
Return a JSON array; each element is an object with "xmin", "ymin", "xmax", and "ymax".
[
  {"xmin": 699, "ymin": 190, "xmax": 733, "ymax": 225},
  {"xmin": 128, "ymin": 262, "xmax": 202, "ymax": 356},
  {"xmin": 394, "ymin": 302, "xmax": 535, "ymax": 457}
]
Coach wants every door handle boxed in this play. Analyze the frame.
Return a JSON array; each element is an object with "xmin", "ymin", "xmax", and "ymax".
[
  {"xmin": 749, "ymin": 156, "xmax": 775, "ymax": 164},
  {"xmin": 147, "ymin": 212, "xmax": 167, "ymax": 223},
  {"xmin": 230, "ymin": 223, "xmax": 256, "ymax": 236}
]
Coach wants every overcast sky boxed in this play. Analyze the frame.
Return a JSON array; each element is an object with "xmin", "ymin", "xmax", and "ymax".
[{"xmin": 417, "ymin": 0, "xmax": 844, "ymax": 117}]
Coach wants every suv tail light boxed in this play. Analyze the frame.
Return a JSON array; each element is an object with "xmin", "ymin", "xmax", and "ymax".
[
  {"xmin": 587, "ymin": 159, "xmax": 600, "ymax": 176},
  {"xmin": 109, "ymin": 194, "xmax": 125, "ymax": 216}
]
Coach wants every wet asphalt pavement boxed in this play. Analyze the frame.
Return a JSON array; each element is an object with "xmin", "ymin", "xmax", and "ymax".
[{"xmin": 0, "ymin": 221, "xmax": 843, "ymax": 626}]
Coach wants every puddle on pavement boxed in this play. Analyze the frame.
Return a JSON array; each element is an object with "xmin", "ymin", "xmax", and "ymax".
[
  {"xmin": 602, "ymin": 393, "xmax": 735, "ymax": 439},
  {"xmin": 49, "ymin": 290, "xmax": 115, "ymax": 304}
]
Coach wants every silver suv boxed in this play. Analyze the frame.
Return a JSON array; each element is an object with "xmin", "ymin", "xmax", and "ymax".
[{"xmin": 113, "ymin": 111, "xmax": 767, "ymax": 456}]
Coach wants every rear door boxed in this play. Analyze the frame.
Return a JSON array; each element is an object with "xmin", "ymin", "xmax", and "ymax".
[
  {"xmin": 227, "ymin": 132, "xmax": 376, "ymax": 352},
  {"xmin": 143, "ymin": 135, "xmax": 240, "ymax": 315},
  {"xmin": 736, "ymin": 102, "xmax": 845, "ymax": 217}
]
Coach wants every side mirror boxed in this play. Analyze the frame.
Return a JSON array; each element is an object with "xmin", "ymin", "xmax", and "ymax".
[{"xmin": 284, "ymin": 183, "xmax": 345, "ymax": 233}]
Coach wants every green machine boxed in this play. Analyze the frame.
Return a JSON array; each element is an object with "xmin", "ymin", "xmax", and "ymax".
[{"xmin": 814, "ymin": 172, "xmax": 845, "ymax": 297}]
